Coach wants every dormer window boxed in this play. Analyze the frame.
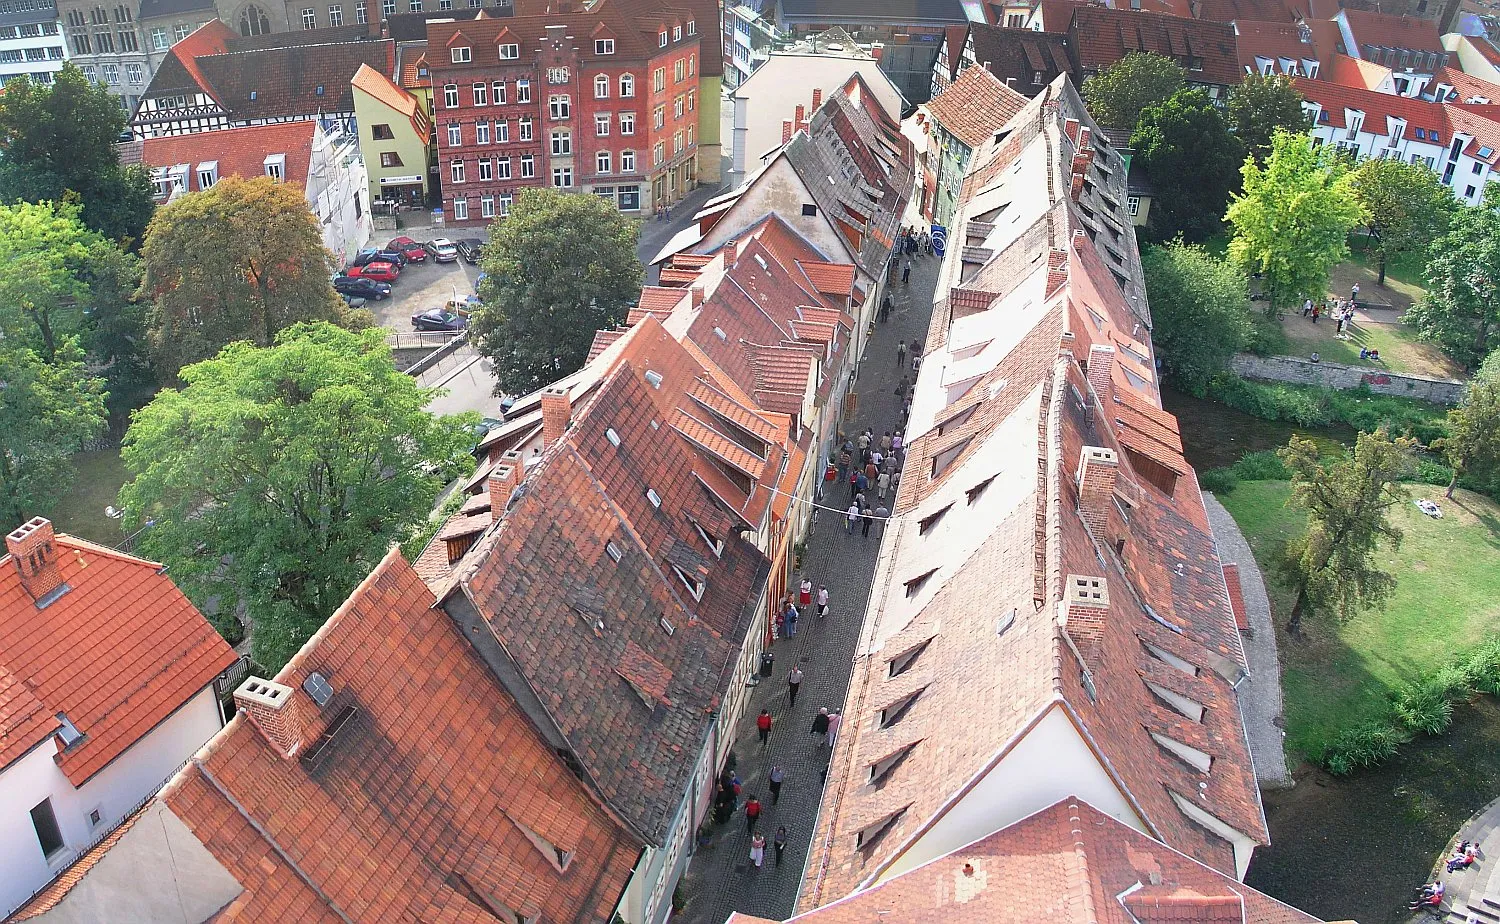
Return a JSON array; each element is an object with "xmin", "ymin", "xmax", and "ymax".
[
  {"xmin": 692, "ymin": 519, "xmax": 724, "ymax": 557},
  {"xmin": 510, "ymin": 816, "xmax": 574, "ymax": 873},
  {"xmin": 263, "ymin": 153, "xmax": 286, "ymax": 182},
  {"xmin": 499, "ymin": 41, "xmax": 518, "ymax": 59},
  {"xmin": 887, "ymin": 639, "xmax": 930, "ymax": 678},
  {"xmin": 659, "ymin": 30, "xmax": 667, "ymax": 47},
  {"xmin": 196, "ymin": 160, "xmax": 218, "ymax": 189},
  {"xmin": 595, "ymin": 38, "xmax": 614, "ymax": 54},
  {"xmin": 868, "ymin": 742, "xmax": 917, "ymax": 783},
  {"xmin": 451, "ymin": 45, "xmax": 471, "ymax": 63},
  {"xmin": 672, "ymin": 564, "xmax": 705, "ymax": 600},
  {"xmin": 687, "ymin": 19, "xmax": 695, "ymax": 34},
  {"xmin": 673, "ymin": 24, "xmax": 681, "ymax": 41},
  {"xmin": 856, "ymin": 807, "xmax": 907, "ymax": 850},
  {"xmin": 903, "ymin": 568, "xmax": 937, "ymax": 599}
]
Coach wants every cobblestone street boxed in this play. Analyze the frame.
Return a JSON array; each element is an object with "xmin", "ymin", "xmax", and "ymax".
[{"xmin": 674, "ymin": 245, "xmax": 942, "ymax": 924}]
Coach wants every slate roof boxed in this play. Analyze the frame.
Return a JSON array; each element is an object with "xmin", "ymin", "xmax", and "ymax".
[
  {"xmin": 965, "ymin": 24, "xmax": 1073, "ymax": 97},
  {"xmin": 139, "ymin": 121, "xmax": 317, "ymax": 191},
  {"xmin": 137, "ymin": 0, "xmax": 213, "ymax": 21},
  {"xmin": 151, "ymin": 550, "xmax": 641, "ymax": 923},
  {"xmin": 775, "ymin": 0, "xmax": 971, "ymax": 25},
  {"xmin": 441, "ymin": 320, "xmax": 771, "ymax": 846},
  {"xmin": 0, "ymin": 524, "xmax": 236, "ymax": 785},
  {"xmin": 764, "ymin": 799, "xmax": 1320, "ymax": 924},
  {"xmin": 800, "ymin": 77, "xmax": 1265, "ymax": 909},
  {"xmin": 387, "ymin": 8, "xmax": 483, "ymax": 43},
  {"xmin": 926, "ymin": 59, "xmax": 1030, "ymax": 147},
  {"xmin": 1068, "ymin": 7, "xmax": 1242, "ymax": 87},
  {"xmin": 1189, "ymin": 0, "xmax": 1295, "ymax": 23}
]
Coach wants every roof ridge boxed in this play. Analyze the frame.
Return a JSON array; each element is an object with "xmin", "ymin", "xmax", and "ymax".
[{"xmin": 1063, "ymin": 799, "xmax": 1102, "ymax": 923}]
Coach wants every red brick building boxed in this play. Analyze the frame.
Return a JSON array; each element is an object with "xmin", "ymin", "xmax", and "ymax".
[{"xmin": 425, "ymin": 0, "xmax": 702, "ymax": 224}]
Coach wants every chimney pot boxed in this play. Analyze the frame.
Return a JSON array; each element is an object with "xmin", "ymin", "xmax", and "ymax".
[
  {"xmin": 1087, "ymin": 344, "xmax": 1115, "ymax": 400},
  {"xmin": 1070, "ymin": 170, "xmax": 1086, "ymax": 202},
  {"xmin": 1063, "ymin": 573, "xmax": 1110, "ymax": 651},
  {"xmin": 811, "ymin": 88, "xmax": 823, "ymax": 109},
  {"xmin": 233, "ymin": 677, "xmax": 310, "ymax": 759},
  {"xmin": 1076, "ymin": 446, "xmax": 1119, "ymax": 538},
  {"xmin": 1046, "ymin": 248, "xmax": 1069, "ymax": 294},
  {"xmin": 782, "ymin": 119, "xmax": 794, "ymax": 143},
  {"xmin": 795, "ymin": 103, "xmax": 805, "ymax": 125},
  {"xmin": 6, "ymin": 517, "xmax": 65, "ymax": 606},
  {"xmin": 541, "ymin": 386, "xmax": 571, "ymax": 446},
  {"xmin": 489, "ymin": 451, "xmax": 523, "ymax": 514},
  {"xmin": 1064, "ymin": 118, "xmax": 1081, "ymax": 145}
]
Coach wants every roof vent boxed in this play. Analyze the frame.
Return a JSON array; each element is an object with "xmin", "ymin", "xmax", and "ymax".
[
  {"xmin": 644, "ymin": 370, "xmax": 664, "ymax": 388},
  {"xmin": 302, "ymin": 671, "xmax": 335, "ymax": 707},
  {"xmin": 606, "ymin": 427, "xmax": 621, "ymax": 447}
]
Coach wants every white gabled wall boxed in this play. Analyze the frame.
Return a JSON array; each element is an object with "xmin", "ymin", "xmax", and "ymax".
[
  {"xmin": 873, "ymin": 703, "xmax": 1145, "ymax": 885},
  {"xmin": 0, "ymin": 686, "xmax": 224, "ymax": 918}
]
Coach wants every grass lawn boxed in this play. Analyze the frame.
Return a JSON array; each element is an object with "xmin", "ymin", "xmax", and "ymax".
[
  {"xmin": 46, "ymin": 450, "xmax": 131, "ymax": 548},
  {"xmin": 1217, "ymin": 480, "xmax": 1500, "ymax": 761},
  {"xmin": 1276, "ymin": 311, "xmax": 1463, "ymax": 379},
  {"xmin": 1346, "ymin": 233, "xmax": 1428, "ymax": 293}
]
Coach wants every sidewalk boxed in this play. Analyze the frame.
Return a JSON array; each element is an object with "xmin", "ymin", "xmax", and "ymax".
[
  {"xmin": 1428, "ymin": 796, "xmax": 1500, "ymax": 923},
  {"xmin": 673, "ymin": 248, "xmax": 942, "ymax": 924},
  {"xmin": 638, "ymin": 184, "xmax": 724, "ymax": 280}
]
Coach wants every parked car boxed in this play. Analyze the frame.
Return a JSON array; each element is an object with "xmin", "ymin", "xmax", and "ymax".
[
  {"xmin": 346, "ymin": 260, "xmax": 400, "ymax": 282},
  {"xmin": 455, "ymin": 238, "xmax": 484, "ymax": 264},
  {"xmin": 332, "ymin": 276, "xmax": 392, "ymax": 299},
  {"xmin": 341, "ymin": 294, "xmax": 368, "ymax": 310},
  {"xmin": 386, "ymin": 236, "xmax": 428, "ymax": 262},
  {"xmin": 424, "ymin": 238, "xmax": 459, "ymax": 263},
  {"xmin": 412, "ymin": 308, "xmax": 466, "ymax": 331},
  {"xmin": 352, "ymin": 246, "xmax": 407, "ymax": 267}
]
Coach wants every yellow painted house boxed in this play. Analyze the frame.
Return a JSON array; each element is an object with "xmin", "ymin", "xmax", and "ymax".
[{"xmin": 351, "ymin": 63, "xmax": 432, "ymax": 210}]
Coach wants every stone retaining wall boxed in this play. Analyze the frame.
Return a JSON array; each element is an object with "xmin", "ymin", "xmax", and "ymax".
[{"xmin": 1231, "ymin": 354, "xmax": 1466, "ymax": 405}]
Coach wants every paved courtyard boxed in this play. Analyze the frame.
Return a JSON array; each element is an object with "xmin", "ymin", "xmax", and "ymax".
[{"xmin": 674, "ymin": 246, "xmax": 942, "ymax": 924}]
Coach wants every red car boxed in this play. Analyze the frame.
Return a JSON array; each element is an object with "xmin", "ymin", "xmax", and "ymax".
[
  {"xmin": 386, "ymin": 236, "xmax": 428, "ymax": 262},
  {"xmin": 346, "ymin": 260, "xmax": 400, "ymax": 282}
]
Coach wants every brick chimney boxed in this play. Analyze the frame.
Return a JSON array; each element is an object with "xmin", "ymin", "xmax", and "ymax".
[
  {"xmin": 1046, "ymin": 248, "xmax": 1069, "ymax": 294},
  {"xmin": 1064, "ymin": 118, "xmax": 1081, "ymax": 145},
  {"xmin": 233, "ymin": 677, "xmax": 310, "ymax": 759},
  {"xmin": 782, "ymin": 119, "xmax": 794, "ymax": 143},
  {"xmin": 811, "ymin": 88, "xmax": 823, "ymax": 110},
  {"xmin": 489, "ymin": 449, "xmax": 523, "ymax": 513},
  {"xmin": 1063, "ymin": 574, "xmax": 1110, "ymax": 665},
  {"xmin": 541, "ymin": 385, "xmax": 571, "ymax": 446},
  {"xmin": 6, "ymin": 517, "xmax": 65, "ymax": 606},
  {"xmin": 1087, "ymin": 344, "xmax": 1115, "ymax": 400},
  {"xmin": 1070, "ymin": 170, "xmax": 1086, "ymax": 202},
  {"xmin": 795, "ymin": 103, "xmax": 805, "ymax": 127},
  {"xmin": 1076, "ymin": 446, "xmax": 1119, "ymax": 538}
]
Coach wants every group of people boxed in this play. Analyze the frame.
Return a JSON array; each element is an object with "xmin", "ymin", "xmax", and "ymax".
[
  {"xmin": 1407, "ymin": 840, "xmax": 1483, "ymax": 915},
  {"xmin": 839, "ymin": 426, "xmax": 905, "ymax": 539},
  {"xmin": 774, "ymin": 577, "xmax": 831, "ymax": 639},
  {"xmin": 1300, "ymin": 297, "xmax": 1357, "ymax": 336}
]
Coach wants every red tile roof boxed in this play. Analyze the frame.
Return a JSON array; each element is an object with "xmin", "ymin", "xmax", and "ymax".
[
  {"xmin": 1325, "ymin": 51, "xmax": 1391, "ymax": 88},
  {"xmin": 395, "ymin": 41, "xmax": 430, "ymax": 89},
  {"xmin": 783, "ymin": 799, "xmax": 1318, "ymax": 923},
  {"xmin": 140, "ymin": 121, "xmax": 316, "ymax": 192},
  {"xmin": 1069, "ymin": 8, "xmax": 1242, "ymax": 87},
  {"xmin": 1294, "ymin": 76, "xmax": 1453, "ymax": 147},
  {"xmin": 160, "ymin": 550, "xmax": 641, "ymax": 923},
  {"xmin": 1234, "ymin": 20, "xmax": 1326, "ymax": 73},
  {"xmin": 1223, "ymin": 563, "xmax": 1250, "ymax": 631},
  {"xmin": 0, "ymin": 526, "xmax": 236, "ymax": 785},
  {"xmin": 926, "ymin": 62, "xmax": 1031, "ymax": 148},
  {"xmin": 1338, "ymin": 8, "xmax": 1444, "ymax": 55}
]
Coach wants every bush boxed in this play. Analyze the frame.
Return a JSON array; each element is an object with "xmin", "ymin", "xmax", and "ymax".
[
  {"xmin": 1231, "ymin": 450, "xmax": 1289, "ymax": 480},
  {"xmin": 1199, "ymin": 468, "xmax": 1239, "ymax": 493},
  {"xmin": 1204, "ymin": 375, "xmax": 1449, "ymax": 443},
  {"xmin": 1465, "ymin": 639, "xmax": 1500, "ymax": 696},
  {"xmin": 1320, "ymin": 720, "xmax": 1411, "ymax": 775},
  {"xmin": 1407, "ymin": 457, "xmax": 1455, "ymax": 486},
  {"xmin": 1393, "ymin": 677, "xmax": 1456, "ymax": 735}
]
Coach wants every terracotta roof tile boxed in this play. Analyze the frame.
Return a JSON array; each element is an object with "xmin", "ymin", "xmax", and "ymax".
[
  {"xmin": 1069, "ymin": 8, "xmax": 1241, "ymax": 87},
  {"xmin": 966, "ymin": 25, "xmax": 1074, "ymax": 95},
  {"xmin": 0, "ymin": 529, "xmax": 237, "ymax": 785},
  {"xmin": 140, "ymin": 121, "xmax": 317, "ymax": 191},
  {"xmin": 927, "ymin": 63, "xmax": 1031, "ymax": 148},
  {"xmin": 1222, "ymin": 563, "xmax": 1249, "ymax": 631},
  {"xmin": 0, "ymin": 663, "xmax": 58, "ymax": 771},
  {"xmin": 1339, "ymin": 8, "xmax": 1444, "ymax": 55}
]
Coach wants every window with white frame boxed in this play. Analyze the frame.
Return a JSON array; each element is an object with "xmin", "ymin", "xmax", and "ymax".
[
  {"xmin": 500, "ymin": 193, "xmax": 512, "ymax": 214},
  {"xmin": 620, "ymin": 112, "xmax": 634, "ymax": 135},
  {"xmin": 1126, "ymin": 195, "xmax": 1140, "ymax": 216},
  {"xmin": 674, "ymin": 59, "xmax": 684, "ymax": 82},
  {"xmin": 518, "ymin": 116, "xmax": 532, "ymax": 140},
  {"xmin": 444, "ymin": 84, "xmax": 458, "ymax": 108},
  {"xmin": 453, "ymin": 197, "xmax": 468, "ymax": 219},
  {"xmin": 329, "ymin": 5, "xmax": 343, "ymax": 25},
  {"xmin": 673, "ymin": 24, "xmax": 681, "ymax": 41},
  {"xmin": 382, "ymin": 0, "xmax": 393, "ymax": 15},
  {"xmin": 687, "ymin": 89, "xmax": 694, "ymax": 111},
  {"xmin": 549, "ymin": 94, "xmax": 569, "ymax": 118},
  {"xmin": 476, "ymin": 121, "xmax": 490, "ymax": 143},
  {"xmin": 451, "ymin": 45, "xmax": 471, "ymax": 63},
  {"xmin": 478, "ymin": 157, "xmax": 493, "ymax": 180},
  {"xmin": 493, "ymin": 80, "xmax": 506, "ymax": 103},
  {"xmin": 302, "ymin": 7, "xmax": 316, "ymax": 28},
  {"xmin": 499, "ymin": 42, "xmax": 518, "ymax": 59},
  {"xmin": 658, "ymin": 30, "xmax": 667, "ymax": 47},
  {"xmin": 653, "ymin": 67, "xmax": 665, "ymax": 92},
  {"xmin": 597, "ymin": 150, "xmax": 611, "ymax": 173},
  {"xmin": 521, "ymin": 153, "xmax": 534, "ymax": 177},
  {"xmin": 551, "ymin": 130, "xmax": 571, "ymax": 154},
  {"xmin": 653, "ymin": 142, "xmax": 664, "ymax": 165},
  {"xmin": 621, "ymin": 149, "xmax": 635, "ymax": 172},
  {"xmin": 473, "ymin": 81, "xmax": 487, "ymax": 105},
  {"xmin": 125, "ymin": 62, "xmax": 143, "ymax": 84},
  {"xmin": 356, "ymin": 0, "xmax": 366, "ymax": 22},
  {"xmin": 497, "ymin": 156, "xmax": 511, "ymax": 178},
  {"xmin": 447, "ymin": 123, "xmax": 461, "ymax": 146},
  {"xmin": 673, "ymin": 96, "xmax": 683, "ymax": 119},
  {"xmin": 552, "ymin": 166, "xmax": 573, "ymax": 187},
  {"xmin": 686, "ymin": 18, "xmax": 694, "ymax": 33},
  {"xmin": 149, "ymin": 26, "xmax": 166, "ymax": 48},
  {"xmin": 451, "ymin": 159, "xmax": 465, "ymax": 182},
  {"xmin": 594, "ymin": 74, "xmax": 609, "ymax": 98},
  {"xmin": 496, "ymin": 119, "xmax": 509, "ymax": 142},
  {"xmin": 516, "ymin": 79, "xmax": 530, "ymax": 102},
  {"xmin": 653, "ymin": 105, "xmax": 664, "ymax": 130},
  {"xmin": 619, "ymin": 73, "xmax": 633, "ymax": 96},
  {"xmin": 595, "ymin": 38, "xmax": 613, "ymax": 54},
  {"xmin": 481, "ymin": 195, "xmax": 495, "ymax": 217},
  {"xmin": 596, "ymin": 113, "xmax": 610, "ymax": 135}
]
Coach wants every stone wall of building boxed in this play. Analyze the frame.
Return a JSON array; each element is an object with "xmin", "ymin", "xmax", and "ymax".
[{"xmin": 1230, "ymin": 354, "xmax": 1466, "ymax": 405}]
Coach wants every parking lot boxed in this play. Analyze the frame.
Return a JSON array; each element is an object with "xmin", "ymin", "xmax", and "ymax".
[{"xmin": 346, "ymin": 239, "xmax": 484, "ymax": 333}]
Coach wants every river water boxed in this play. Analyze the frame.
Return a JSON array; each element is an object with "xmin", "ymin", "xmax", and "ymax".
[{"xmin": 1161, "ymin": 387, "xmax": 1356, "ymax": 470}]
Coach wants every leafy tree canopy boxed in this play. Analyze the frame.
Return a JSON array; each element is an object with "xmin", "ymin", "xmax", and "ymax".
[
  {"xmin": 0, "ymin": 66, "xmax": 156, "ymax": 244},
  {"xmin": 472, "ymin": 187, "xmax": 642, "ymax": 396},
  {"xmin": 1081, "ymin": 52, "xmax": 1185, "ymax": 135},
  {"xmin": 1406, "ymin": 183, "xmax": 1500, "ymax": 368},
  {"xmin": 1278, "ymin": 428, "xmax": 1415, "ymax": 636},
  {"xmin": 119, "ymin": 323, "xmax": 478, "ymax": 669},
  {"xmin": 1141, "ymin": 240, "xmax": 1252, "ymax": 392},
  {"xmin": 1227, "ymin": 130, "xmax": 1366, "ymax": 313},
  {"xmin": 0, "ymin": 341, "xmax": 108, "ymax": 531},
  {"xmin": 0, "ymin": 200, "xmax": 98, "ymax": 362},
  {"xmin": 1350, "ymin": 157, "xmax": 1454, "ymax": 286},
  {"xmin": 140, "ymin": 174, "xmax": 358, "ymax": 382},
  {"xmin": 1440, "ymin": 348, "xmax": 1500, "ymax": 497},
  {"xmin": 1132, "ymin": 89, "xmax": 1245, "ymax": 242},
  {"xmin": 1226, "ymin": 73, "xmax": 1309, "ymax": 164}
]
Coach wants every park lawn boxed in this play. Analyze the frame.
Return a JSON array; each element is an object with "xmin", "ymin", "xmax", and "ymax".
[
  {"xmin": 46, "ymin": 449, "xmax": 131, "ymax": 548},
  {"xmin": 1346, "ymin": 234, "xmax": 1428, "ymax": 295},
  {"xmin": 1276, "ymin": 312, "xmax": 1463, "ymax": 379},
  {"xmin": 1218, "ymin": 479, "xmax": 1500, "ymax": 762}
]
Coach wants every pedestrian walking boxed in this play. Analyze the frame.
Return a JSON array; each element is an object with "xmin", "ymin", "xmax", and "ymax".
[
  {"xmin": 774, "ymin": 826, "xmax": 788, "ymax": 866},
  {"xmin": 745, "ymin": 796, "xmax": 762, "ymax": 833},
  {"xmin": 877, "ymin": 470, "xmax": 891, "ymax": 501},
  {"xmin": 798, "ymin": 576, "xmax": 812, "ymax": 608},
  {"xmin": 1351, "ymin": 282, "xmax": 1360, "ymax": 303},
  {"xmin": 825, "ymin": 710, "xmax": 842, "ymax": 748},
  {"xmin": 891, "ymin": 431, "xmax": 903, "ymax": 454},
  {"xmin": 857, "ymin": 431, "xmax": 870, "ymax": 452},
  {"xmin": 880, "ymin": 431, "xmax": 892, "ymax": 453},
  {"xmin": 879, "ymin": 292, "xmax": 893, "ymax": 323},
  {"xmin": 874, "ymin": 505, "xmax": 890, "ymax": 536},
  {"xmin": 787, "ymin": 664, "xmax": 803, "ymax": 704},
  {"xmin": 897, "ymin": 339, "xmax": 907, "ymax": 367},
  {"xmin": 811, "ymin": 707, "xmax": 830, "ymax": 740},
  {"xmin": 846, "ymin": 502, "xmax": 859, "ymax": 534},
  {"xmin": 750, "ymin": 832, "xmax": 766, "ymax": 868},
  {"xmin": 836, "ymin": 448, "xmax": 851, "ymax": 483},
  {"xmin": 856, "ymin": 471, "xmax": 869, "ymax": 496},
  {"xmin": 860, "ymin": 510, "xmax": 873, "ymax": 538},
  {"xmin": 757, "ymin": 709, "xmax": 772, "ymax": 746},
  {"xmin": 768, "ymin": 765, "xmax": 785, "ymax": 803},
  {"xmin": 816, "ymin": 584, "xmax": 829, "ymax": 617},
  {"xmin": 864, "ymin": 459, "xmax": 878, "ymax": 482},
  {"xmin": 1302, "ymin": 298, "xmax": 1312, "ymax": 317},
  {"xmin": 902, "ymin": 260, "xmax": 911, "ymax": 285}
]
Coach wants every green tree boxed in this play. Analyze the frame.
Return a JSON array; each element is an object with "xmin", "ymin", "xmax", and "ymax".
[
  {"xmin": 1225, "ymin": 73, "xmax": 1309, "ymax": 164},
  {"xmin": 1131, "ymin": 89, "xmax": 1245, "ymax": 241},
  {"xmin": 1350, "ymin": 158, "xmax": 1454, "ymax": 286},
  {"xmin": 1278, "ymin": 428, "xmax": 1415, "ymax": 636},
  {"xmin": 1439, "ymin": 349, "xmax": 1500, "ymax": 498},
  {"xmin": 78, "ymin": 239, "xmax": 152, "ymax": 392},
  {"xmin": 1140, "ymin": 241, "xmax": 1252, "ymax": 392},
  {"xmin": 0, "ymin": 66, "xmax": 156, "ymax": 244},
  {"xmin": 140, "ymin": 175, "xmax": 354, "ymax": 382},
  {"xmin": 1227, "ymin": 130, "xmax": 1366, "ymax": 316},
  {"xmin": 0, "ymin": 200, "xmax": 99, "ymax": 362},
  {"xmin": 1081, "ymin": 52, "xmax": 1186, "ymax": 135},
  {"xmin": 0, "ymin": 341, "xmax": 108, "ymax": 531},
  {"xmin": 472, "ymin": 187, "xmax": 642, "ymax": 395},
  {"xmin": 118, "ymin": 323, "xmax": 477, "ymax": 669},
  {"xmin": 1406, "ymin": 184, "xmax": 1500, "ymax": 368}
]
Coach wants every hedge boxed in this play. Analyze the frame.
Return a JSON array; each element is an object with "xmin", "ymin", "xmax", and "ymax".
[{"xmin": 1205, "ymin": 374, "xmax": 1448, "ymax": 444}]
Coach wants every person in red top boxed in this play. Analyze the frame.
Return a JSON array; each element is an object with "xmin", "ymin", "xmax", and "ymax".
[
  {"xmin": 756, "ymin": 709, "xmax": 772, "ymax": 746},
  {"xmin": 744, "ymin": 795, "xmax": 762, "ymax": 833}
]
